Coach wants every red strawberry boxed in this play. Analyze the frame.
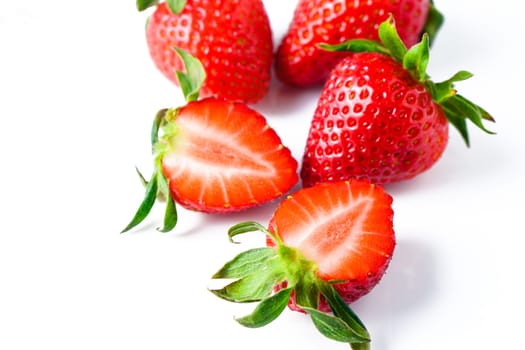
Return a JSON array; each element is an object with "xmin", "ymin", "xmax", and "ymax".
[
  {"xmin": 123, "ymin": 49, "xmax": 298, "ymax": 232},
  {"xmin": 211, "ymin": 179, "xmax": 395, "ymax": 348},
  {"xmin": 300, "ymin": 17, "xmax": 495, "ymax": 187},
  {"xmin": 275, "ymin": 0, "xmax": 443, "ymax": 87},
  {"xmin": 139, "ymin": 0, "xmax": 273, "ymax": 104}
]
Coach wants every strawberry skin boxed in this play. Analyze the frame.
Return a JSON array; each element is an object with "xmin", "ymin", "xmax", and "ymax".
[
  {"xmin": 146, "ymin": 1, "xmax": 273, "ymax": 103},
  {"xmin": 268, "ymin": 180, "xmax": 395, "ymax": 310},
  {"xmin": 301, "ymin": 52, "xmax": 449, "ymax": 186},
  {"xmin": 162, "ymin": 97, "xmax": 298, "ymax": 212},
  {"xmin": 275, "ymin": 0, "xmax": 430, "ymax": 86}
]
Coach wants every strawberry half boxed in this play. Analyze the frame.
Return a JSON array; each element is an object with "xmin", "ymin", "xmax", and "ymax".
[
  {"xmin": 300, "ymin": 17, "xmax": 495, "ymax": 187},
  {"xmin": 138, "ymin": 0, "xmax": 273, "ymax": 104},
  {"xmin": 275, "ymin": 0, "xmax": 443, "ymax": 87},
  {"xmin": 211, "ymin": 179, "xmax": 395, "ymax": 349},
  {"xmin": 122, "ymin": 49, "xmax": 298, "ymax": 232}
]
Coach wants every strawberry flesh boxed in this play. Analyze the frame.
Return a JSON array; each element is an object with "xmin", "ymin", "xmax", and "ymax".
[
  {"xmin": 268, "ymin": 180, "xmax": 395, "ymax": 309},
  {"xmin": 162, "ymin": 97, "xmax": 298, "ymax": 212}
]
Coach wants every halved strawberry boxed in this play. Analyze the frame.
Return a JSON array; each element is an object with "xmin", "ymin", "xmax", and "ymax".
[
  {"xmin": 162, "ymin": 97, "xmax": 298, "ymax": 212},
  {"xmin": 211, "ymin": 179, "xmax": 395, "ymax": 349},
  {"xmin": 122, "ymin": 49, "xmax": 298, "ymax": 232},
  {"xmin": 269, "ymin": 179, "xmax": 395, "ymax": 309}
]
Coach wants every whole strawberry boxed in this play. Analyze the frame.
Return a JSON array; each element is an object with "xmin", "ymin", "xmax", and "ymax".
[
  {"xmin": 300, "ymin": 17, "xmax": 494, "ymax": 187},
  {"xmin": 211, "ymin": 179, "xmax": 395, "ymax": 349},
  {"xmin": 123, "ymin": 49, "xmax": 298, "ymax": 232},
  {"xmin": 138, "ymin": 0, "xmax": 273, "ymax": 104},
  {"xmin": 275, "ymin": 0, "xmax": 443, "ymax": 87}
]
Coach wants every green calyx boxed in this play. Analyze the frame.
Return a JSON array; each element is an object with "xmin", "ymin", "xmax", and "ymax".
[
  {"xmin": 121, "ymin": 49, "xmax": 205, "ymax": 233},
  {"xmin": 322, "ymin": 16, "xmax": 495, "ymax": 147},
  {"xmin": 136, "ymin": 0, "xmax": 187, "ymax": 14},
  {"xmin": 121, "ymin": 109, "xmax": 179, "ymax": 233},
  {"xmin": 211, "ymin": 222, "xmax": 371, "ymax": 349}
]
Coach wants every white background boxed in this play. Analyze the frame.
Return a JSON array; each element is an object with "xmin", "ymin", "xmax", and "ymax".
[{"xmin": 1, "ymin": 1, "xmax": 523, "ymax": 349}]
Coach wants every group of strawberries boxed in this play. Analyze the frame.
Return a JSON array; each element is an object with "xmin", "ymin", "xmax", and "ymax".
[{"xmin": 125, "ymin": 0, "xmax": 494, "ymax": 348}]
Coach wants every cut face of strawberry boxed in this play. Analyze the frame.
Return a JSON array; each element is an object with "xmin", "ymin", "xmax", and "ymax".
[
  {"xmin": 162, "ymin": 98, "xmax": 299, "ymax": 212},
  {"xmin": 211, "ymin": 180, "xmax": 395, "ymax": 349},
  {"xmin": 269, "ymin": 180, "xmax": 394, "ymax": 282}
]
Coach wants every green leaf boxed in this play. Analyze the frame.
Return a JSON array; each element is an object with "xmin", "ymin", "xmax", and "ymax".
[
  {"xmin": 210, "ymin": 256, "xmax": 287, "ymax": 303},
  {"xmin": 228, "ymin": 221, "xmax": 282, "ymax": 245},
  {"xmin": 446, "ymin": 70, "xmax": 474, "ymax": 83},
  {"xmin": 441, "ymin": 94, "xmax": 496, "ymax": 146},
  {"xmin": 136, "ymin": 166, "xmax": 167, "ymax": 202},
  {"xmin": 228, "ymin": 221, "xmax": 270, "ymax": 243},
  {"xmin": 423, "ymin": 2, "xmax": 445, "ymax": 46},
  {"xmin": 235, "ymin": 288, "xmax": 293, "ymax": 328},
  {"xmin": 303, "ymin": 307, "xmax": 370, "ymax": 344},
  {"xmin": 136, "ymin": 0, "xmax": 159, "ymax": 11},
  {"xmin": 155, "ymin": 162, "xmax": 171, "ymax": 201},
  {"xmin": 151, "ymin": 109, "xmax": 168, "ymax": 151},
  {"xmin": 158, "ymin": 194, "xmax": 177, "ymax": 232},
  {"xmin": 320, "ymin": 40, "xmax": 389, "ymax": 56},
  {"xmin": 403, "ymin": 33, "xmax": 430, "ymax": 82},
  {"xmin": 426, "ymin": 81, "xmax": 455, "ymax": 103},
  {"xmin": 210, "ymin": 266, "xmax": 286, "ymax": 303},
  {"xmin": 166, "ymin": 0, "xmax": 187, "ymax": 14},
  {"xmin": 475, "ymin": 103, "xmax": 496, "ymax": 122},
  {"xmin": 174, "ymin": 47, "xmax": 206, "ymax": 102},
  {"xmin": 351, "ymin": 342, "xmax": 371, "ymax": 350},
  {"xmin": 294, "ymin": 277, "xmax": 319, "ymax": 310},
  {"xmin": 442, "ymin": 103, "xmax": 471, "ymax": 147},
  {"xmin": 428, "ymin": 72, "xmax": 473, "ymax": 103},
  {"xmin": 135, "ymin": 166, "xmax": 148, "ymax": 188},
  {"xmin": 378, "ymin": 15, "xmax": 407, "ymax": 62},
  {"xmin": 317, "ymin": 282, "xmax": 369, "ymax": 339},
  {"xmin": 121, "ymin": 172, "xmax": 159, "ymax": 233},
  {"xmin": 213, "ymin": 248, "xmax": 277, "ymax": 279}
]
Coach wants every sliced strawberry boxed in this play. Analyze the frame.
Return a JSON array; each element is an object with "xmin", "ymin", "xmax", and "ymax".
[
  {"xmin": 211, "ymin": 180, "xmax": 395, "ymax": 348},
  {"xmin": 163, "ymin": 97, "xmax": 298, "ymax": 212},
  {"xmin": 269, "ymin": 180, "xmax": 394, "ymax": 283},
  {"xmin": 122, "ymin": 49, "xmax": 298, "ymax": 233}
]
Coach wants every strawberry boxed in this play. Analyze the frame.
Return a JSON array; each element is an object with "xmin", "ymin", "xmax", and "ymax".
[
  {"xmin": 122, "ymin": 49, "xmax": 298, "ymax": 232},
  {"xmin": 211, "ymin": 179, "xmax": 395, "ymax": 349},
  {"xmin": 275, "ymin": 0, "xmax": 443, "ymax": 87},
  {"xmin": 300, "ymin": 17, "xmax": 495, "ymax": 187},
  {"xmin": 138, "ymin": 0, "xmax": 273, "ymax": 104}
]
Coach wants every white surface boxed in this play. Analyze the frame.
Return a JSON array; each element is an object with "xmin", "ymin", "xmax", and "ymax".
[{"xmin": 0, "ymin": 1, "xmax": 523, "ymax": 349}]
